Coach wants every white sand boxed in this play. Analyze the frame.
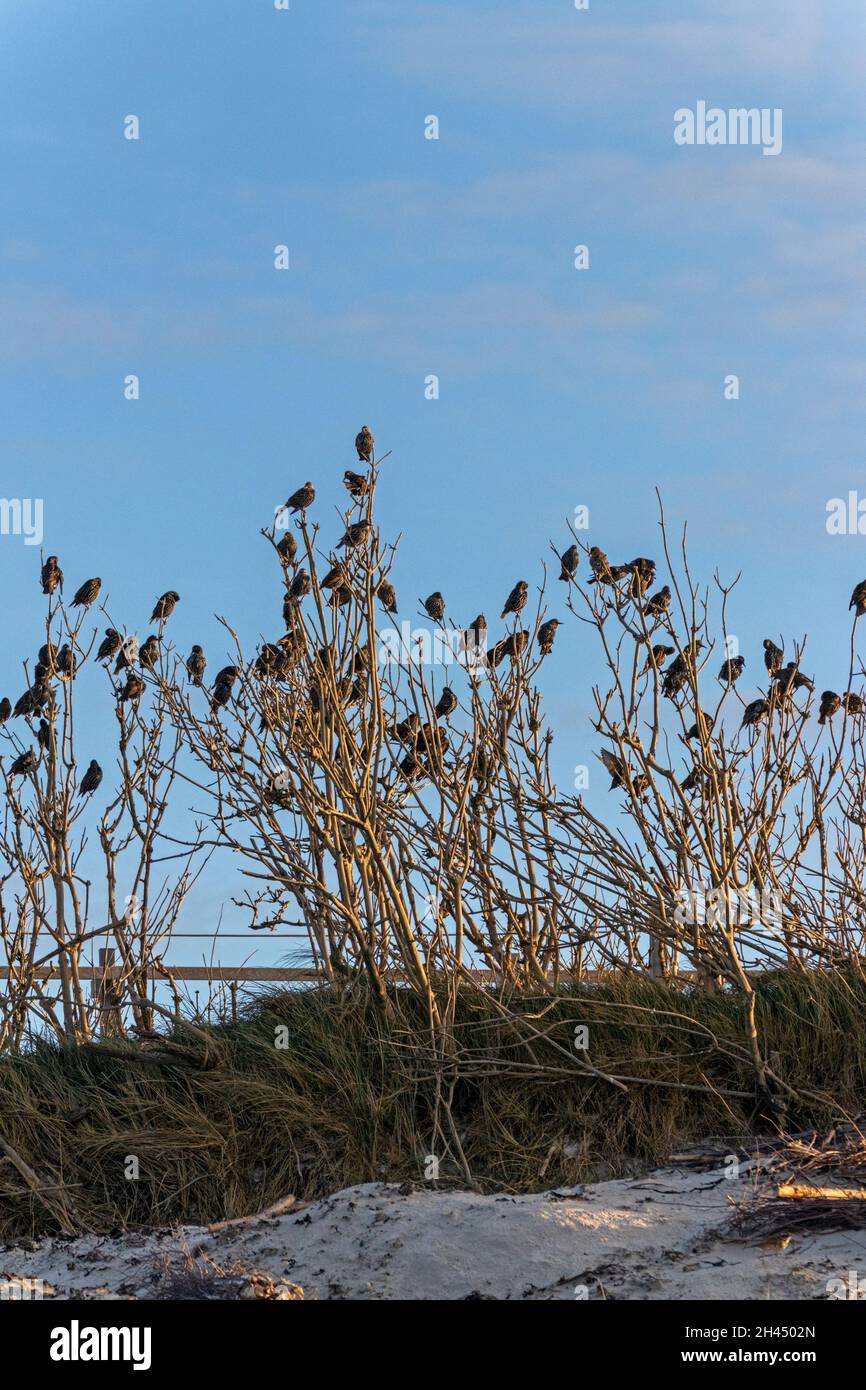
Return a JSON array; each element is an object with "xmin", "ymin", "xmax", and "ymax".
[{"xmin": 1, "ymin": 1164, "xmax": 863, "ymax": 1300}]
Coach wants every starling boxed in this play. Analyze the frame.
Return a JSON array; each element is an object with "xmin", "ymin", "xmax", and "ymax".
[
  {"xmin": 850, "ymin": 580, "xmax": 866, "ymax": 618},
  {"xmin": 186, "ymin": 645, "xmax": 207, "ymax": 684},
  {"xmin": 276, "ymin": 531, "xmax": 297, "ymax": 565},
  {"xmin": 681, "ymin": 768, "xmax": 702, "ymax": 794},
  {"xmin": 56, "ymin": 645, "xmax": 76, "ymax": 679},
  {"xmin": 538, "ymin": 618, "xmax": 561, "ymax": 655},
  {"xmin": 115, "ymin": 635, "xmax": 139, "ymax": 673},
  {"xmin": 212, "ymin": 682, "xmax": 233, "ymax": 709},
  {"xmin": 287, "ymin": 482, "xmax": 315, "ymax": 514},
  {"xmin": 464, "ymin": 614, "xmax": 487, "ymax": 655},
  {"xmin": 394, "ymin": 713, "xmax": 420, "ymax": 744},
  {"xmin": 818, "ymin": 690, "xmax": 841, "ymax": 725},
  {"xmin": 662, "ymin": 643, "xmax": 702, "ymax": 700},
  {"xmin": 488, "ymin": 637, "xmax": 507, "ymax": 670},
  {"xmin": 36, "ymin": 718, "xmax": 50, "ymax": 751},
  {"xmin": 117, "ymin": 673, "xmax": 145, "ymax": 703},
  {"xmin": 609, "ymin": 564, "xmax": 632, "ymax": 582},
  {"xmin": 763, "ymin": 639, "xmax": 783, "ymax": 675},
  {"xmin": 0, "ymin": 698, "xmax": 10, "ymax": 724},
  {"xmin": 741, "ymin": 698, "xmax": 769, "ymax": 730},
  {"xmin": 321, "ymin": 561, "xmax": 348, "ymax": 591},
  {"xmin": 343, "ymin": 470, "xmax": 368, "ymax": 499},
  {"xmin": 685, "ymin": 709, "xmax": 713, "ymax": 740},
  {"xmin": 645, "ymin": 643, "xmax": 675, "ymax": 671},
  {"xmin": 336, "ymin": 519, "xmax": 371, "ymax": 551},
  {"xmin": 151, "ymin": 591, "xmax": 179, "ymax": 624},
  {"xmin": 96, "ymin": 629, "xmax": 122, "ymax": 663},
  {"xmin": 423, "ymin": 592, "xmax": 445, "ymax": 621},
  {"xmin": 9, "ymin": 748, "xmax": 37, "ymax": 777},
  {"xmin": 287, "ymin": 570, "xmax": 311, "ymax": 604},
  {"xmin": 80, "ymin": 759, "xmax": 102, "ymax": 795},
  {"xmin": 501, "ymin": 581, "xmax": 528, "ymax": 620},
  {"xmin": 399, "ymin": 751, "xmax": 425, "ymax": 781},
  {"xmin": 255, "ymin": 644, "xmax": 283, "ymax": 679},
  {"xmin": 772, "ymin": 662, "xmax": 814, "ymax": 695},
  {"xmin": 628, "ymin": 558, "xmax": 656, "ymax": 596},
  {"xmin": 355, "ymin": 426, "xmax": 374, "ymax": 463},
  {"xmin": 378, "ymin": 580, "xmax": 398, "ymax": 614},
  {"xmin": 435, "ymin": 686, "xmax": 457, "ymax": 719},
  {"xmin": 558, "ymin": 545, "xmax": 580, "ymax": 582},
  {"xmin": 215, "ymin": 665, "xmax": 239, "ymax": 688},
  {"xmin": 72, "ymin": 577, "xmax": 101, "ymax": 609},
  {"xmin": 588, "ymin": 547, "xmax": 613, "ymax": 585},
  {"xmin": 843, "ymin": 691, "xmax": 865, "ymax": 716},
  {"xmin": 643, "ymin": 585, "xmax": 671, "ymax": 620},
  {"xmin": 139, "ymin": 635, "xmax": 160, "ymax": 670},
  {"xmin": 501, "ymin": 630, "xmax": 529, "ymax": 663},
  {"xmin": 41, "ymin": 555, "xmax": 63, "ymax": 596},
  {"xmin": 14, "ymin": 682, "xmax": 49, "ymax": 719},
  {"xmin": 718, "ymin": 655, "xmax": 745, "ymax": 684},
  {"xmin": 37, "ymin": 642, "xmax": 57, "ymax": 671},
  {"xmin": 600, "ymin": 747, "xmax": 626, "ymax": 790}
]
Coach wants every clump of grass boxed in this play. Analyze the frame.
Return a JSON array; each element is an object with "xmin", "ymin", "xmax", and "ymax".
[{"xmin": 0, "ymin": 972, "xmax": 864, "ymax": 1241}]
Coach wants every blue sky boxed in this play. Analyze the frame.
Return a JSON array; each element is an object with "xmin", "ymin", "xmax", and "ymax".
[{"xmin": 1, "ymin": 0, "xmax": 864, "ymax": 970}]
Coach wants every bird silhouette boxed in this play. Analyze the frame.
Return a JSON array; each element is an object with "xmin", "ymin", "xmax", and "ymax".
[
  {"xmin": 818, "ymin": 691, "xmax": 841, "ymax": 725},
  {"xmin": 377, "ymin": 580, "xmax": 398, "ymax": 614},
  {"xmin": 558, "ymin": 545, "xmax": 580, "ymax": 582},
  {"xmin": 772, "ymin": 662, "xmax": 814, "ymax": 695},
  {"xmin": 355, "ymin": 426, "xmax": 374, "ymax": 462},
  {"xmin": 718, "ymin": 655, "xmax": 745, "ymax": 684},
  {"xmin": 850, "ymin": 580, "xmax": 866, "ymax": 617},
  {"xmin": 287, "ymin": 482, "xmax": 315, "ymax": 514},
  {"xmin": 36, "ymin": 719, "xmax": 50, "ymax": 751},
  {"xmin": 287, "ymin": 570, "xmax": 311, "ymax": 603},
  {"xmin": 41, "ymin": 556, "xmax": 63, "ymax": 596},
  {"xmin": 588, "ymin": 547, "xmax": 613, "ymax": 585},
  {"xmin": 464, "ymin": 614, "xmax": 487, "ymax": 656},
  {"xmin": 96, "ymin": 629, "xmax": 121, "ymax": 663},
  {"xmin": 600, "ymin": 748, "xmax": 627, "ymax": 789},
  {"xmin": 115, "ymin": 636, "xmax": 139, "ymax": 673},
  {"xmin": 538, "ymin": 618, "xmax": 561, "ymax": 655},
  {"xmin": 763, "ymin": 639, "xmax": 783, "ymax": 674},
  {"xmin": 276, "ymin": 532, "xmax": 297, "ymax": 565},
  {"xmin": 628, "ymin": 558, "xmax": 656, "ymax": 596},
  {"xmin": 139, "ymin": 635, "xmax": 160, "ymax": 670},
  {"xmin": 343, "ymin": 470, "xmax": 368, "ymax": 499},
  {"xmin": 150, "ymin": 592, "xmax": 179, "ymax": 624},
  {"xmin": 0, "ymin": 698, "xmax": 10, "ymax": 724},
  {"xmin": 72, "ymin": 577, "xmax": 101, "ymax": 609},
  {"xmin": 644, "ymin": 643, "xmax": 675, "ymax": 672},
  {"xmin": 501, "ymin": 581, "xmax": 528, "ymax": 619},
  {"xmin": 9, "ymin": 748, "xmax": 37, "ymax": 777},
  {"xmin": 80, "ymin": 759, "xmax": 103, "ymax": 795},
  {"xmin": 741, "ymin": 699, "xmax": 769, "ymax": 730},
  {"xmin": 435, "ymin": 687, "xmax": 457, "ymax": 719},
  {"xmin": 423, "ymin": 592, "xmax": 445, "ymax": 621},
  {"xmin": 321, "ymin": 561, "xmax": 348, "ymax": 591},
  {"xmin": 843, "ymin": 692, "xmax": 865, "ymax": 716},
  {"xmin": 186, "ymin": 645, "xmax": 206, "ymax": 684},
  {"xmin": 117, "ymin": 673, "xmax": 145, "ymax": 703},
  {"xmin": 336, "ymin": 520, "xmax": 371, "ymax": 551},
  {"xmin": 643, "ymin": 585, "xmax": 670, "ymax": 620}
]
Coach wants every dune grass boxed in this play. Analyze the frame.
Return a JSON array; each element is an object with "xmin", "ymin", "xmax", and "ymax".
[{"xmin": 0, "ymin": 971, "xmax": 864, "ymax": 1241}]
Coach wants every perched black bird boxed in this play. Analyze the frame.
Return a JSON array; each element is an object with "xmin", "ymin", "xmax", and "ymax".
[
  {"xmin": 0, "ymin": 698, "xmax": 10, "ymax": 724},
  {"xmin": 490, "ymin": 630, "xmax": 528, "ymax": 668},
  {"xmin": 772, "ymin": 662, "xmax": 814, "ymax": 696},
  {"xmin": 115, "ymin": 635, "xmax": 139, "ymax": 673},
  {"xmin": 255, "ymin": 643, "xmax": 283, "ymax": 678},
  {"xmin": 718, "ymin": 655, "xmax": 745, "ymax": 684},
  {"xmin": 600, "ymin": 747, "xmax": 627, "ymax": 790},
  {"xmin": 215, "ymin": 665, "xmax": 239, "ymax": 688},
  {"xmin": 150, "ymin": 591, "xmax": 179, "ymax": 624},
  {"xmin": 538, "ymin": 618, "xmax": 561, "ymax": 655},
  {"xmin": 36, "ymin": 719, "xmax": 50, "ymax": 751},
  {"xmin": 501, "ymin": 580, "xmax": 528, "ymax": 620},
  {"xmin": 643, "ymin": 585, "xmax": 670, "ymax": 620},
  {"xmin": 343, "ymin": 470, "xmax": 368, "ymax": 499},
  {"xmin": 464, "ymin": 614, "xmax": 487, "ymax": 654},
  {"xmin": 56, "ymin": 645, "xmax": 76, "ymax": 680},
  {"xmin": 41, "ymin": 556, "xmax": 63, "ymax": 596},
  {"xmin": 662, "ymin": 642, "xmax": 703, "ymax": 700},
  {"xmin": 355, "ymin": 426, "xmax": 374, "ymax": 462},
  {"xmin": 423, "ymin": 592, "xmax": 445, "ymax": 621},
  {"xmin": 645, "ymin": 643, "xmax": 675, "ymax": 672},
  {"xmin": 394, "ymin": 713, "xmax": 420, "ymax": 744},
  {"xmin": 321, "ymin": 561, "xmax": 348, "ymax": 591},
  {"xmin": 72, "ymin": 577, "xmax": 101, "ymax": 609},
  {"xmin": 741, "ymin": 698, "xmax": 769, "ymax": 730},
  {"xmin": 38, "ymin": 642, "xmax": 57, "ymax": 671},
  {"xmin": 212, "ymin": 682, "xmax": 233, "ymax": 710},
  {"xmin": 80, "ymin": 759, "xmax": 103, "ymax": 795},
  {"xmin": 435, "ymin": 686, "xmax": 457, "ymax": 719},
  {"xmin": 96, "ymin": 629, "xmax": 122, "ymax": 663},
  {"xmin": 818, "ymin": 690, "xmax": 841, "ymax": 725},
  {"xmin": 850, "ymin": 579, "xmax": 866, "ymax": 618},
  {"xmin": 287, "ymin": 570, "xmax": 311, "ymax": 604},
  {"xmin": 9, "ymin": 748, "xmax": 37, "ymax": 777},
  {"xmin": 276, "ymin": 531, "xmax": 297, "ymax": 565},
  {"xmin": 139, "ymin": 635, "xmax": 160, "ymax": 670},
  {"xmin": 336, "ymin": 520, "xmax": 371, "ymax": 551},
  {"xmin": 588, "ymin": 547, "xmax": 613, "ymax": 584},
  {"xmin": 558, "ymin": 545, "xmax": 580, "ymax": 582},
  {"xmin": 117, "ymin": 673, "xmax": 145, "ymax": 704},
  {"xmin": 843, "ymin": 691, "xmax": 865, "ymax": 716},
  {"xmin": 186, "ymin": 645, "xmax": 207, "ymax": 684},
  {"xmin": 377, "ymin": 580, "xmax": 398, "ymax": 614},
  {"xmin": 685, "ymin": 708, "xmax": 713, "ymax": 740},
  {"xmin": 763, "ymin": 639, "xmax": 783, "ymax": 675},
  {"xmin": 287, "ymin": 481, "xmax": 315, "ymax": 514},
  {"xmin": 628, "ymin": 558, "xmax": 656, "ymax": 596},
  {"xmin": 14, "ymin": 682, "xmax": 49, "ymax": 719}
]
